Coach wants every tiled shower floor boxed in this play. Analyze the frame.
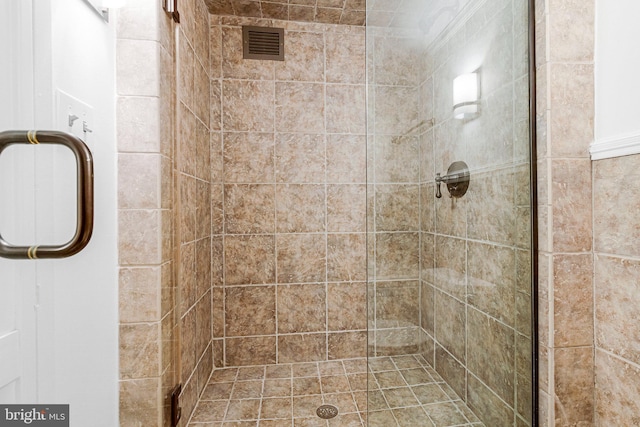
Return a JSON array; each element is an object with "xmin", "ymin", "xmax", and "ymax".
[{"xmin": 188, "ymin": 355, "xmax": 485, "ymax": 427}]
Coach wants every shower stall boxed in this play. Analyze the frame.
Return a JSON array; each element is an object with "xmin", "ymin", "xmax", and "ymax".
[
  {"xmin": 181, "ymin": 0, "xmax": 535, "ymax": 425},
  {"xmin": 365, "ymin": 0, "xmax": 535, "ymax": 426}
]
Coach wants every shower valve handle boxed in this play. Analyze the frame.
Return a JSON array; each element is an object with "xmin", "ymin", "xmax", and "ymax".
[{"xmin": 435, "ymin": 161, "xmax": 470, "ymax": 199}]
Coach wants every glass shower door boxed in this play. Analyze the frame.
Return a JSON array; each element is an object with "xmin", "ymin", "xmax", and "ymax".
[{"xmin": 366, "ymin": 0, "xmax": 535, "ymax": 425}]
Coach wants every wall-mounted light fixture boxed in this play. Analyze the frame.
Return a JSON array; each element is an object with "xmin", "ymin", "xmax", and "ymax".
[{"xmin": 453, "ymin": 72, "xmax": 480, "ymax": 120}]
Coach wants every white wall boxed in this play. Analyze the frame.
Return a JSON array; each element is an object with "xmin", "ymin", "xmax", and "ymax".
[{"xmin": 593, "ymin": 0, "xmax": 640, "ymax": 158}]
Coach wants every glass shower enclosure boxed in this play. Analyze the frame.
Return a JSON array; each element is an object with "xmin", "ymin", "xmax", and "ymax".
[{"xmin": 366, "ymin": 0, "xmax": 535, "ymax": 425}]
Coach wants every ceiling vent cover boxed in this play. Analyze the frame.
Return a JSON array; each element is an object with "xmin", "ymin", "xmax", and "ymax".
[{"xmin": 243, "ymin": 26, "xmax": 285, "ymax": 61}]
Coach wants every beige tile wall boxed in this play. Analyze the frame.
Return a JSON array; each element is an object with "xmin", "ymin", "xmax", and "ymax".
[
  {"xmin": 116, "ymin": 0, "xmax": 215, "ymax": 425},
  {"xmin": 535, "ymin": 0, "xmax": 596, "ymax": 425},
  {"xmin": 117, "ymin": 0, "xmax": 177, "ymax": 425},
  {"xmin": 175, "ymin": 0, "xmax": 216, "ymax": 425},
  {"xmin": 366, "ymin": 23, "xmax": 424, "ymax": 358},
  {"xmin": 203, "ymin": 0, "xmax": 366, "ymax": 26},
  {"xmin": 593, "ymin": 155, "xmax": 640, "ymax": 426},
  {"xmin": 210, "ymin": 15, "xmax": 367, "ymax": 367},
  {"xmin": 532, "ymin": 0, "xmax": 640, "ymax": 424}
]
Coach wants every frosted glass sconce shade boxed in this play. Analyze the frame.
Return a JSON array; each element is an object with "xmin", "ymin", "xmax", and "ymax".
[{"xmin": 453, "ymin": 72, "xmax": 480, "ymax": 120}]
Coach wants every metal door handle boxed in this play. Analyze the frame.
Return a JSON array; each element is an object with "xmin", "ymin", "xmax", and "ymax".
[{"xmin": 0, "ymin": 130, "xmax": 94, "ymax": 259}]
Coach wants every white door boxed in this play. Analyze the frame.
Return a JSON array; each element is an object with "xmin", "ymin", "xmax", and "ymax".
[
  {"xmin": 0, "ymin": 0, "xmax": 118, "ymax": 423},
  {"xmin": 0, "ymin": 0, "xmax": 38, "ymax": 403}
]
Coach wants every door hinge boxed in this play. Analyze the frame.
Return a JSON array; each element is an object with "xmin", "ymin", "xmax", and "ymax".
[{"xmin": 170, "ymin": 384, "xmax": 182, "ymax": 427}]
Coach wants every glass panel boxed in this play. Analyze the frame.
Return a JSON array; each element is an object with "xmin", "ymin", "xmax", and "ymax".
[{"xmin": 366, "ymin": 1, "xmax": 534, "ymax": 425}]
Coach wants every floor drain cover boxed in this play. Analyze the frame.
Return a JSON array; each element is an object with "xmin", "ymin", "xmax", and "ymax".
[{"xmin": 316, "ymin": 404, "xmax": 338, "ymax": 419}]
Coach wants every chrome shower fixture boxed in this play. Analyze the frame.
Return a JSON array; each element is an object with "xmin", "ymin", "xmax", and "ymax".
[{"xmin": 435, "ymin": 161, "xmax": 470, "ymax": 198}]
